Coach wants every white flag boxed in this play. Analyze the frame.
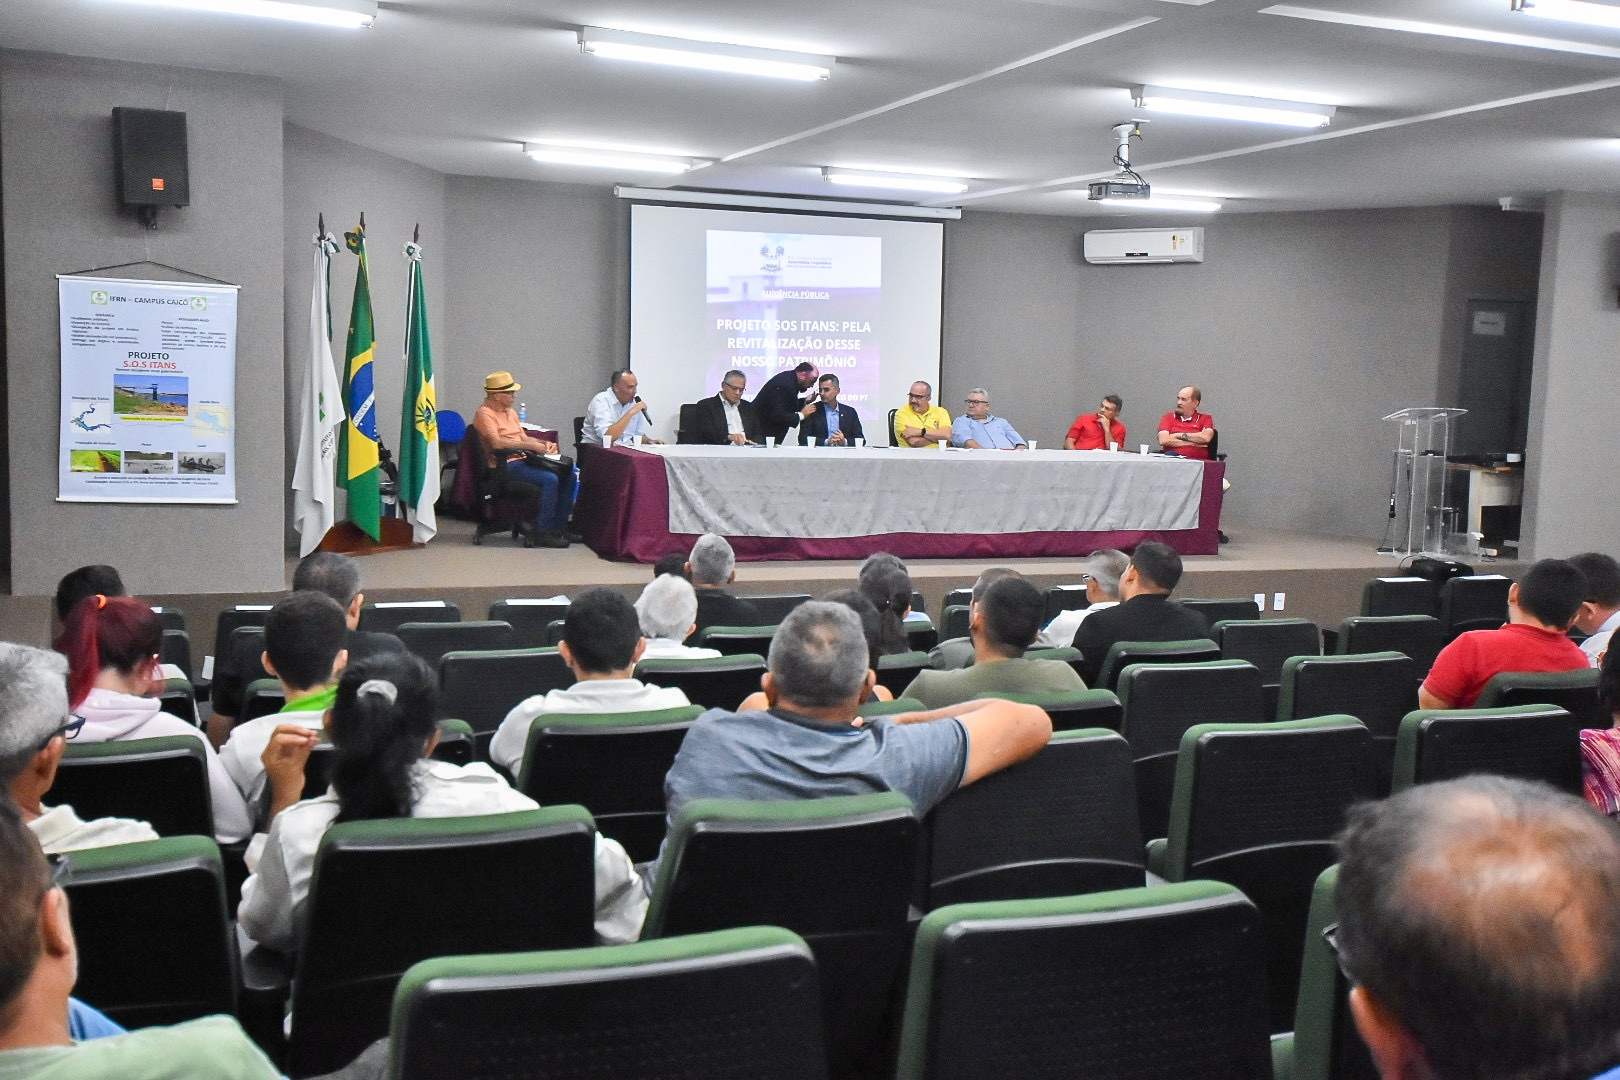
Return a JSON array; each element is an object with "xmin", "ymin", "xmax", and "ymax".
[{"xmin": 291, "ymin": 231, "xmax": 345, "ymax": 556}]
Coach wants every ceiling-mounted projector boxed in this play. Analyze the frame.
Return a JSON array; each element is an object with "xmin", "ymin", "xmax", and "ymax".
[{"xmin": 1088, "ymin": 119, "xmax": 1151, "ymax": 201}]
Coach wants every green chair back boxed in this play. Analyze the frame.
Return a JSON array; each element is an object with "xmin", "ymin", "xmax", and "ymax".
[
  {"xmin": 437, "ymin": 647, "xmax": 574, "ymax": 753},
  {"xmin": 1096, "ymin": 637, "xmax": 1221, "ymax": 691},
  {"xmin": 1277, "ymin": 651, "xmax": 1416, "ymax": 795},
  {"xmin": 487, "ymin": 598, "xmax": 570, "ymax": 649},
  {"xmin": 1360, "ymin": 576, "xmax": 1438, "ymax": 618},
  {"xmin": 396, "ymin": 620, "xmax": 516, "ymax": 668},
  {"xmin": 240, "ymin": 677, "xmax": 284, "ymax": 723},
  {"xmin": 1179, "ymin": 597, "xmax": 1262, "ymax": 625},
  {"xmin": 875, "ymin": 650, "xmax": 932, "ymax": 696},
  {"xmin": 1392, "ymin": 705, "xmax": 1584, "ymax": 794},
  {"xmin": 691, "ymin": 623, "xmax": 779, "ymax": 657},
  {"xmin": 634, "ymin": 654, "xmax": 767, "ymax": 711},
  {"xmin": 1334, "ymin": 615, "xmax": 1445, "ymax": 676},
  {"xmin": 358, "ymin": 601, "xmax": 461, "ymax": 635},
  {"xmin": 1438, "ymin": 574, "xmax": 1510, "ymax": 636},
  {"xmin": 1475, "ymin": 667, "xmax": 1604, "ymax": 727},
  {"xmin": 977, "ymin": 688, "xmax": 1123, "ymax": 732},
  {"xmin": 1274, "ymin": 865, "xmax": 1379, "ymax": 1080},
  {"xmin": 55, "ymin": 735, "xmax": 213, "ymax": 838},
  {"xmin": 857, "ymin": 696, "xmax": 927, "ymax": 718}
]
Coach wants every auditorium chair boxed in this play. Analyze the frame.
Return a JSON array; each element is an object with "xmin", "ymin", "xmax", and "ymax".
[
  {"xmin": 464, "ymin": 424, "xmax": 541, "ymax": 547},
  {"xmin": 643, "ymin": 792, "xmax": 921, "ymax": 1079},
  {"xmin": 210, "ymin": 606, "xmax": 271, "ymax": 707},
  {"xmin": 875, "ymin": 650, "xmax": 932, "ymax": 697},
  {"xmin": 544, "ymin": 618, "xmax": 567, "ymax": 646},
  {"xmin": 159, "ymin": 627, "xmax": 194, "ymax": 682},
  {"xmin": 1179, "ymin": 596, "xmax": 1260, "ymax": 625},
  {"xmin": 942, "ymin": 587, "xmax": 973, "ymax": 610},
  {"xmin": 61, "ymin": 836, "xmax": 238, "ymax": 1029},
  {"xmin": 1334, "ymin": 615, "xmax": 1445, "ymax": 681},
  {"xmin": 634, "ymin": 654, "xmax": 767, "ymax": 711},
  {"xmin": 857, "ymin": 695, "xmax": 927, "ymax": 718},
  {"xmin": 1212, "ymin": 617, "xmax": 1321, "ymax": 716},
  {"xmin": 1042, "ymin": 583, "xmax": 1090, "ymax": 624},
  {"xmin": 939, "ymin": 603, "xmax": 969, "ymax": 642},
  {"xmin": 691, "ymin": 623, "xmax": 779, "ymax": 657},
  {"xmin": 437, "ymin": 648, "xmax": 575, "ymax": 758},
  {"xmin": 239, "ymin": 677, "xmax": 284, "ymax": 723},
  {"xmin": 150, "ymin": 604, "xmax": 187, "ymax": 633},
  {"xmin": 158, "ymin": 674, "xmax": 200, "ymax": 725},
  {"xmin": 978, "ymin": 689, "xmax": 1123, "ymax": 733},
  {"xmin": 1360, "ymin": 575, "xmax": 1439, "ymax": 618},
  {"xmin": 1024, "ymin": 644, "xmax": 1086, "ymax": 680},
  {"xmin": 1270, "ymin": 865, "xmax": 1379, "ymax": 1080},
  {"xmin": 745, "ymin": 592, "xmax": 813, "ymax": 624},
  {"xmin": 54, "ymin": 735, "xmax": 214, "ymax": 838},
  {"xmin": 388, "ymin": 927, "xmax": 827, "ymax": 1080},
  {"xmin": 1392, "ymin": 705, "xmax": 1583, "ymax": 794},
  {"xmin": 676, "ymin": 401, "xmax": 701, "ymax": 444},
  {"xmin": 905, "ymin": 611, "xmax": 938, "ymax": 651},
  {"xmin": 279, "ymin": 807, "xmax": 599, "ymax": 1076},
  {"xmin": 1475, "ymin": 667, "xmax": 1605, "ymax": 727},
  {"xmin": 895, "ymin": 882, "xmax": 1271, "ymax": 1080},
  {"xmin": 1438, "ymin": 574, "xmax": 1511, "ymax": 637},
  {"xmin": 396, "ymin": 619, "xmax": 515, "ymax": 668},
  {"xmin": 925, "ymin": 727, "xmax": 1143, "ymax": 907},
  {"xmin": 517, "ymin": 705, "xmax": 704, "ymax": 863},
  {"xmin": 1116, "ymin": 660, "xmax": 1265, "ymax": 840},
  {"xmin": 1094, "ymin": 637, "xmax": 1222, "ymax": 692},
  {"xmin": 213, "ymin": 625, "xmax": 271, "ymax": 722},
  {"xmin": 1149, "ymin": 716, "xmax": 1374, "ymax": 1032},
  {"xmin": 357, "ymin": 600, "xmax": 460, "ymax": 636},
  {"xmin": 1277, "ymin": 651, "xmax": 1417, "ymax": 795},
  {"xmin": 487, "ymin": 598, "xmax": 570, "ymax": 649}
]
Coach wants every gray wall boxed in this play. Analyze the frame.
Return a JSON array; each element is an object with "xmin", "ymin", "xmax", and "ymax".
[
  {"xmin": 1, "ymin": 49, "xmax": 285, "ymax": 595},
  {"xmin": 282, "ymin": 123, "xmax": 445, "ymax": 546},
  {"xmin": 1522, "ymin": 192, "xmax": 1620, "ymax": 557}
]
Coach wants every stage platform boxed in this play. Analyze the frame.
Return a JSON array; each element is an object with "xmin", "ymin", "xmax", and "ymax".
[{"xmin": 0, "ymin": 517, "xmax": 1526, "ymax": 655}]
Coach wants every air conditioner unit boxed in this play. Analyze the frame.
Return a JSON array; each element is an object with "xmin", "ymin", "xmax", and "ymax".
[{"xmin": 1083, "ymin": 227, "xmax": 1204, "ymax": 265}]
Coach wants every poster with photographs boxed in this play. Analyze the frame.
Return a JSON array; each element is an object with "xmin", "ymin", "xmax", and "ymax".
[{"xmin": 58, "ymin": 275, "xmax": 238, "ymax": 503}]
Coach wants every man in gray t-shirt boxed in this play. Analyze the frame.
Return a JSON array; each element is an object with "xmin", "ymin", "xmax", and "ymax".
[{"xmin": 653, "ymin": 602, "xmax": 1052, "ymax": 883}]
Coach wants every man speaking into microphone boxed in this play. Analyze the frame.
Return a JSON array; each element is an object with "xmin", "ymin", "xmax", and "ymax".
[{"xmin": 584, "ymin": 369, "xmax": 663, "ymax": 446}]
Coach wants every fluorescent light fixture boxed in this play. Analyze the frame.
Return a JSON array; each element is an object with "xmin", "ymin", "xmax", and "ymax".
[
  {"xmin": 522, "ymin": 142, "xmax": 706, "ymax": 174},
  {"xmin": 822, "ymin": 168, "xmax": 969, "ymax": 194},
  {"xmin": 107, "ymin": 0, "xmax": 375, "ymax": 27},
  {"xmin": 1262, "ymin": 5, "xmax": 1620, "ymax": 58},
  {"xmin": 578, "ymin": 27, "xmax": 834, "ymax": 81},
  {"xmin": 614, "ymin": 186, "xmax": 962, "ymax": 220},
  {"xmin": 1514, "ymin": 0, "xmax": 1620, "ymax": 29},
  {"xmin": 1131, "ymin": 84, "xmax": 1335, "ymax": 127},
  {"xmin": 1098, "ymin": 193, "xmax": 1224, "ymax": 211}
]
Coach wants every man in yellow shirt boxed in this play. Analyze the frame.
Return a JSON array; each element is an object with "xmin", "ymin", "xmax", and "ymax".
[{"xmin": 893, "ymin": 381, "xmax": 952, "ymax": 448}]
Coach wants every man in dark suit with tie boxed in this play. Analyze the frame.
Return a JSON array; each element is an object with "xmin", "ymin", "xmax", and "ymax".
[
  {"xmin": 687, "ymin": 369, "xmax": 761, "ymax": 445},
  {"xmin": 1071, "ymin": 541, "xmax": 1210, "ymax": 685},
  {"xmin": 753, "ymin": 361, "xmax": 819, "ymax": 444},
  {"xmin": 799, "ymin": 374, "xmax": 865, "ymax": 447}
]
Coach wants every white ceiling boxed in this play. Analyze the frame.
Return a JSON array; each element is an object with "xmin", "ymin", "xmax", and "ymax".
[{"xmin": 7, "ymin": 0, "xmax": 1620, "ymax": 216}]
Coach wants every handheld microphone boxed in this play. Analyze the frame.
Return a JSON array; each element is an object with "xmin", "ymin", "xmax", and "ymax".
[{"xmin": 634, "ymin": 395, "xmax": 652, "ymax": 425}]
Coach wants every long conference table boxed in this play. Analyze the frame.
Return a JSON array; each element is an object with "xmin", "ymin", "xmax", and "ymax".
[{"xmin": 574, "ymin": 444, "xmax": 1225, "ymax": 563}]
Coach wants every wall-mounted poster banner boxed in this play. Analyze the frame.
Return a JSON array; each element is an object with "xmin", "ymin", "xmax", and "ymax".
[{"xmin": 57, "ymin": 275, "xmax": 239, "ymax": 503}]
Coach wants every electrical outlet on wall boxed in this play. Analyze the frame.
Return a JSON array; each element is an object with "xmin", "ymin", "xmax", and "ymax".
[
  {"xmin": 1253, "ymin": 592, "xmax": 1266, "ymax": 612},
  {"xmin": 1273, "ymin": 592, "xmax": 1286, "ymax": 611}
]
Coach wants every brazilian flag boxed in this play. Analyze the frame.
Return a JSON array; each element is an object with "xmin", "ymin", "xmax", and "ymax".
[{"xmin": 337, "ymin": 221, "xmax": 381, "ymax": 540}]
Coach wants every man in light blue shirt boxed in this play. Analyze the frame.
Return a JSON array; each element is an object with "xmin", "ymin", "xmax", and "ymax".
[
  {"xmin": 584, "ymin": 369, "xmax": 662, "ymax": 447},
  {"xmin": 949, "ymin": 387, "xmax": 1027, "ymax": 449}
]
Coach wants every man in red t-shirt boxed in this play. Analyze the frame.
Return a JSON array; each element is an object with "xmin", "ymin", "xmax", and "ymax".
[
  {"xmin": 1157, "ymin": 386, "xmax": 1215, "ymax": 460},
  {"xmin": 1065, "ymin": 395, "xmax": 1126, "ymax": 451},
  {"xmin": 1419, "ymin": 560, "xmax": 1591, "ymax": 710}
]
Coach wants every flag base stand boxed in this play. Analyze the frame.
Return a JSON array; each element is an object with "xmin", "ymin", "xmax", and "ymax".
[{"xmin": 316, "ymin": 518, "xmax": 420, "ymax": 556}]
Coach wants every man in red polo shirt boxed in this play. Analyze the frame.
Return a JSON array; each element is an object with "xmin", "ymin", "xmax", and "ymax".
[
  {"xmin": 1157, "ymin": 385, "xmax": 1215, "ymax": 459},
  {"xmin": 1419, "ymin": 559, "xmax": 1590, "ymax": 710},
  {"xmin": 1065, "ymin": 395, "xmax": 1126, "ymax": 451}
]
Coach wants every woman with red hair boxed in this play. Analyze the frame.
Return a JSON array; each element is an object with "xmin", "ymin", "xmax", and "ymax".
[{"xmin": 55, "ymin": 594, "xmax": 251, "ymax": 843}]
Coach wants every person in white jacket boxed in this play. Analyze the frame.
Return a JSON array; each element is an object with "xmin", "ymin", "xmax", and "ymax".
[{"xmin": 56, "ymin": 593, "xmax": 252, "ymax": 844}]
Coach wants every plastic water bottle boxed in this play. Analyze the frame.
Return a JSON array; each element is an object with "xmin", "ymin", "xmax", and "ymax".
[{"xmin": 518, "ymin": 402, "xmax": 528, "ymax": 423}]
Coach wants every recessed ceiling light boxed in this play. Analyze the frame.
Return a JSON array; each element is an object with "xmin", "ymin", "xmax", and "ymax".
[
  {"xmin": 1262, "ymin": 5, "xmax": 1620, "ymax": 59},
  {"xmin": 822, "ymin": 168, "xmax": 970, "ymax": 194},
  {"xmin": 1513, "ymin": 0, "xmax": 1620, "ymax": 30},
  {"xmin": 522, "ymin": 142, "xmax": 707, "ymax": 174},
  {"xmin": 578, "ymin": 27, "xmax": 834, "ymax": 82},
  {"xmin": 105, "ymin": 0, "xmax": 375, "ymax": 27},
  {"xmin": 1131, "ymin": 84, "xmax": 1335, "ymax": 128}
]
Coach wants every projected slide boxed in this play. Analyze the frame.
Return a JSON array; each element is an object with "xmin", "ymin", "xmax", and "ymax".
[
  {"xmin": 630, "ymin": 204, "xmax": 943, "ymax": 445},
  {"xmin": 706, "ymin": 230, "xmax": 881, "ymax": 411}
]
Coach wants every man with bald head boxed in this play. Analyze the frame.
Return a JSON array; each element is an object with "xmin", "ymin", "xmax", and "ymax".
[
  {"xmin": 1333, "ymin": 775, "xmax": 1620, "ymax": 1080},
  {"xmin": 1158, "ymin": 385, "xmax": 1215, "ymax": 459}
]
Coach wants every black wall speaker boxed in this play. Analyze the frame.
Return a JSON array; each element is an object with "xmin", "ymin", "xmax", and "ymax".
[{"xmin": 112, "ymin": 107, "xmax": 190, "ymax": 210}]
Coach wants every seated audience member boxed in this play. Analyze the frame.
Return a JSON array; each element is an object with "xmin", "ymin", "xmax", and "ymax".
[
  {"xmin": 1419, "ymin": 558, "xmax": 1589, "ymax": 710},
  {"xmin": 1072, "ymin": 542, "xmax": 1211, "ymax": 686},
  {"xmin": 688, "ymin": 369, "xmax": 760, "ymax": 446},
  {"xmin": 950, "ymin": 387, "xmax": 1028, "ymax": 450},
  {"xmin": 1334, "ymin": 775, "xmax": 1620, "ymax": 1080},
  {"xmin": 584, "ymin": 368, "xmax": 661, "ymax": 447},
  {"xmin": 471, "ymin": 370, "xmax": 572, "ymax": 549},
  {"xmin": 0, "ymin": 643, "xmax": 157, "ymax": 855},
  {"xmin": 903, "ymin": 577, "xmax": 1087, "ymax": 708},
  {"xmin": 55, "ymin": 595, "xmax": 251, "ymax": 845},
  {"xmin": 219, "ymin": 592, "xmax": 348, "ymax": 811},
  {"xmin": 653, "ymin": 602, "xmax": 1053, "ymax": 881},
  {"xmin": 1035, "ymin": 549, "xmax": 1128, "ymax": 648},
  {"xmin": 635, "ymin": 576, "xmax": 722, "ymax": 661},
  {"xmin": 894, "ymin": 381, "xmax": 951, "ymax": 449},
  {"xmin": 209, "ymin": 550, "xmax": 405, "ymax": 747},
  {"xmin": 686, "ymin": 534, "xmax": 762, "ymax": 634},
  {"xmin": 0, "ymin": 800, "xmax": 282, "ymax": 1078},
  {"xmin": 652, "ymin": 552, "xmax": 688, "ymax": 580},
  {"xmin": 1579, "ymin": 644, "xmax": 1620, "ymax": 818},
  {"xmin": 798, "ymin": 374, "xmax": 864, "ymax": 447},
  {"xmin": 239, "ymin": 651, "xmax": 647, "ymax": 953},
  {"xmin": 489, "ymin": 589, "xmax": 691, "ymax": 775},
  {"xmin": 753, "ymin": 361, "xmax": 819, "ymax": 445},
  {"xmin": 930, "ymin": 567, "xmax": 1021, "ymax": 671},
  {"xmin": 1064, "ymin": 395, "xmax": 1126, "ymax": 451},
  {"xmin": 52, "ymin": 565, "xmax": 124, "ymax": 637},
  {"xmin": 736, "ymin": 589, "xmax": 894, "ymax": 710},
  {"xmin": 857, "ymin": 558, "xmax": 916, "ymax": 657},
  {"xmin": 1571, "ymin": 551, "xmax": 1620, "ymax": 666},
  {"xmin": 1157, "ymin": 385, "xmax": 1215, "ymax": 459}
]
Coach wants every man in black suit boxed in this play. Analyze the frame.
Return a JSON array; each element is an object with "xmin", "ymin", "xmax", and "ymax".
[
  {"xmin": 686, "ymin": 533, "xmax": 763, "ymax": 636},
  {"xmin": 687, "ymin": 369, "xmax": 761, "ymax": 445},
  {"xmin": 753, "ymin": 361, "xmax": 819, "ymax": 444},
  {"xmin": 799, "ymin": 374, "xmax": 865, "ymax": 447},
  {"xmin": 1071, "ymin": 541, "xmax": 1210, "ymax": 685}
]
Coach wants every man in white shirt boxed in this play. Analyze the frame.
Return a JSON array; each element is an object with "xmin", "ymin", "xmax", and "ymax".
[
  {"xmin": 1036, "ymin": 548, "xmax": 1129, "ymax": 648},
  {"xmin": 635, "ymin": 575, "xmax": 722, "ymax": 660},
  {"xmin": 583, "ymin": 369, "xmax": 663, "ymax": 447},
  {"xmin": 490, "ymin": 589, "xmax": 690, "ymax": 774},
  {"xmin": 1571, "ymin": 552, "xmax": 1620, "ymax": 666}
]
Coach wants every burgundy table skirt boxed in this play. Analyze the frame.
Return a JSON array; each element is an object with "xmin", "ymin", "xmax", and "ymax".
[{"xmin": 573, "ymin": 445, "xmax": 1225, "ymax": 563}]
